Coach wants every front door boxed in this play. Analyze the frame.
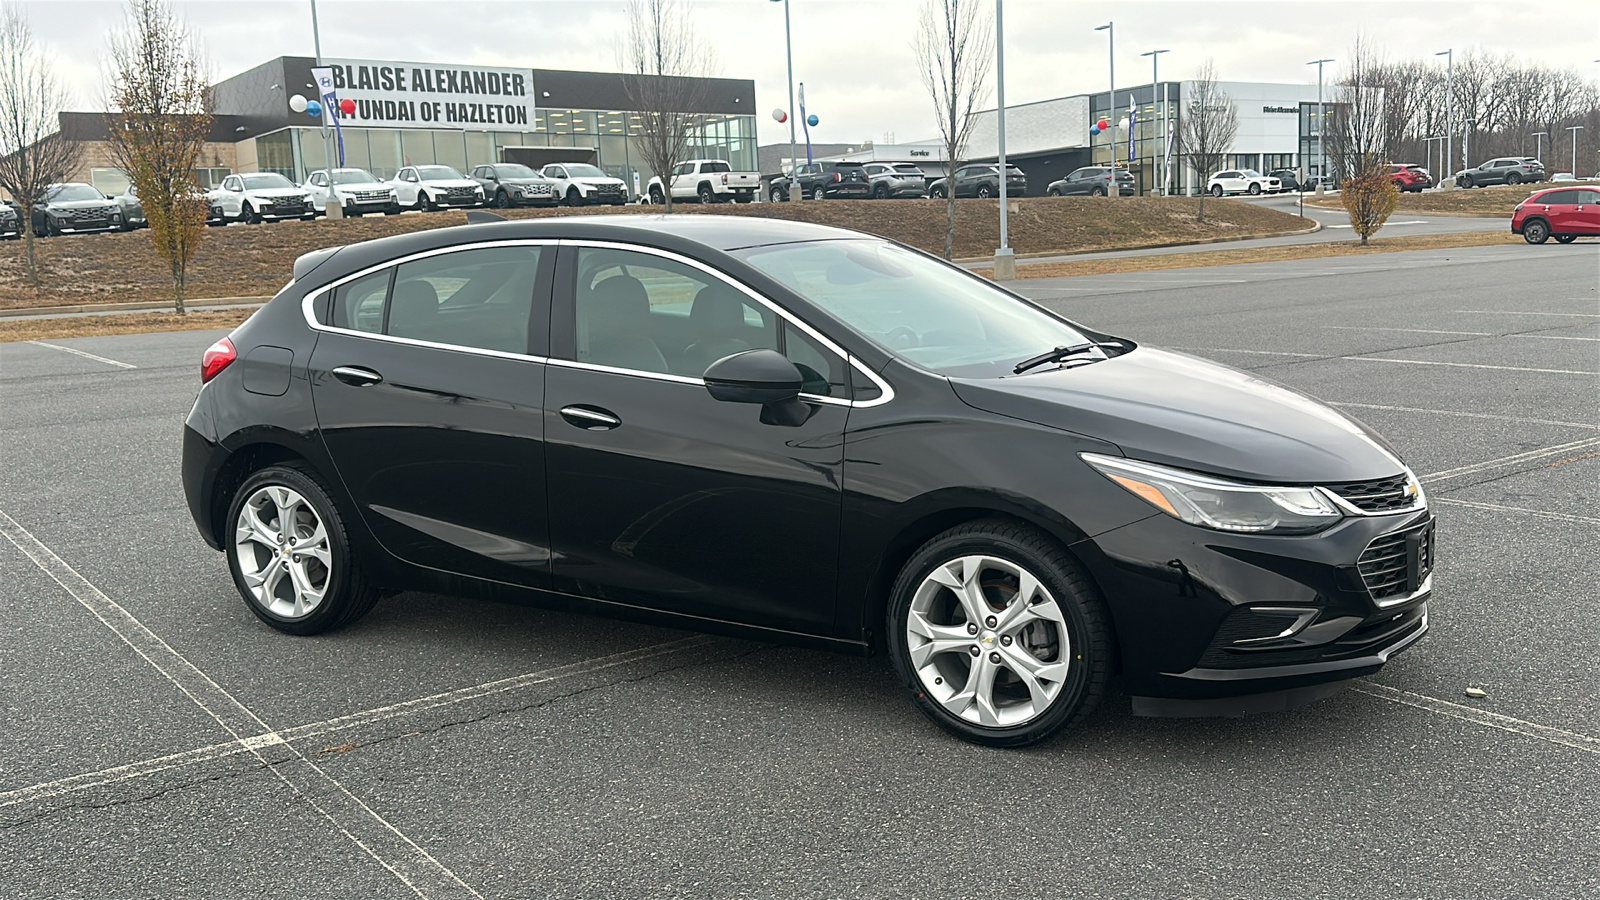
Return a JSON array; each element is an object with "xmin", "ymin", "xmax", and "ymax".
[
  {"xmin": 308, "ymin": 242, "xmax": 557, "ymax": 587},
  {"xmin": 543, "ymin": 243, "xmax": 851, "ymax": 633}
]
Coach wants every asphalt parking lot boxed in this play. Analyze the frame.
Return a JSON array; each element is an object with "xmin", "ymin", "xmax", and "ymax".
[{"xmin": 1, "ymin": 241, "xmax": 1596, "ymax": 899}]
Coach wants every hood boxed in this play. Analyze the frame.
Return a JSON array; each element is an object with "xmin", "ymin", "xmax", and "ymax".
[
  {"xmin": 949, "ymin": 347, "xmax": 1404, "ymax": 484},
  {"xmin": 574, "ymin": 177, "xmax": 624, "ymax": 187},
  {"xmin": 331, "ymin": 183, "xmax": 391, "ymax": 194},
  {"xmin": 247, "ymin": 188, "xmax": 313, "ymax": 200},
  {"xmin": 497, "ymin": 177, "xmax": 551, "ymax": 186},
  {"xmin": 47, "ymin": 199, "xmax": 117, "ymax": 211},
  {"xmin": 415, "ymin": 178, "xmax": 481, "ymax": 189}
]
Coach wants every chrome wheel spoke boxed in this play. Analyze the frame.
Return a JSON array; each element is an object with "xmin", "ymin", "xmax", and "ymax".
[
  {"xmin": 237, "ymin": 502, "xmax": 278, "ymax": 550},
  {"xmin": 906, "ymin": 610, "xmax": 975, "ymax": 668},
  {"xmin": 999, "ymin": 643, "xmax": 1069, "ymax": 711},
  {"xmin": 944, "ymin": 654, "xmax": 1002, "ymax": 726}
]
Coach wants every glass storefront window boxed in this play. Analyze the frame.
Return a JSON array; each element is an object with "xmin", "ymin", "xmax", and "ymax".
[
  {"xmin": 400, "ymin": 130, "xmax": 434, "ymax": 169},
  {"xmin": 433, "ymin": 131, "xmax": 468, "ymax": 171},
  {"xmin": 257, "ymin": 130, "xmax": 295, "ymax": 180},
  {"xmin": 366, "ymin": 130, "xmax": 402, "ymax": 179},
  {"xmin": 339, "ymin": 129, "xmax": 371, "ymax": 173},
  {"xmin": 465, "ymin": 131, "xmax": 495, "ymax": 168}
]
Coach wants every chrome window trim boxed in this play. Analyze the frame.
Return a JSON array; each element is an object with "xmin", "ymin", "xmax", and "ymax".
[{"xmin": 296, "ymin": 236, "xmax": 896, "ymax": 408}]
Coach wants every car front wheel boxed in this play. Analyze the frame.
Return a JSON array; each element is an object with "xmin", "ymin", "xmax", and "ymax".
[
  {"xmin": 887, "ymin": 519, "xmax": 1111, "ymax": 747},
  {"xmin": 1248, "ymin": 182, "xmax": 1262, "ymax": 195},
  {"xmin": 494, "ymin": 190, "xmax": 511, "ymax": 209},
  {"xmin": 226, "ymin": 464, "xmax": 380, "ymax": 635},
  {"xmin": 812, "ymin": 186, "xmax": 826, "ymax": 201},
  {"xmin": 1522, "ymin": 219, "xmax": 1550, "ymax": 244}
]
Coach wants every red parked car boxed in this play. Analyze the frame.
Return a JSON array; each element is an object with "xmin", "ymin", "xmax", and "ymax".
[
  {"xmin": 1387, "ymin": 164, "xmax": 1432, "ymax": 192},
  {"xmin": 1511, "ymin": 186, "xmax": 1600, "ymax": 244}
]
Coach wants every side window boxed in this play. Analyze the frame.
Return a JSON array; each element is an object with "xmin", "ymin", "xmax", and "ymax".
[
  {"xmin": 388, "ymin": 246, "xmax": 544, "ymax": 354},
  {"xmin": 781, "ymin": 323, "xmax": 848, "ymax": 399},
  {"xmin": 331, "ymin": 269, "xmax": 392, "ymax": 334},
  {"xmin": 1577, "ymin": 190, "xmax": 1600, "ymax": 205},
  {"xmin": 1540, "ymin": 190, "xmax": 1576, "ymax": 205}
]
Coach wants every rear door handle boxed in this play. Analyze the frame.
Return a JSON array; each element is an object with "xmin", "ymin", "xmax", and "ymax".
[
  {"xmin": 332, "ymin": 365, "xmax": 383, "ymax": 386},
  {"xmin": 560, "ymin": 405, "xmax": 621, "ymax": 430}
]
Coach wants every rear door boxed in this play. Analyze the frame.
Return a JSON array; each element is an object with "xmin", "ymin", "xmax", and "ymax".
[
  {"xmin": 308, "ymin": 241, "xmax": 558, "ymax": 587},
  {"xmin": 1570, "ymin": 189, "xmax": 1600, "ymax": 234}
]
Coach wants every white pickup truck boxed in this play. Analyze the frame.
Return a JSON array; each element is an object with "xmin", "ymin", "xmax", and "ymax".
[{"xmin": 646, "ymin": 159, "xmax": 760, "ymax": 204}]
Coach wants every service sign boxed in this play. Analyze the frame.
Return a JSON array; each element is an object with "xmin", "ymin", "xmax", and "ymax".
[{"xmin": 324, "ymin": 58, "xmax": 537, "ymax": 129}]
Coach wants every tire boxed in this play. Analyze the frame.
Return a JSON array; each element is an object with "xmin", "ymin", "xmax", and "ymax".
[
  {"xmin": 1506, "ymin": 172, "xmax": 1521, "ymax": 185},
  {"xmin": 565, "ymin": 188, "xmax": 584, "ymax": 207},
  {"xmin": 1459, "ymin": 175, "xmax": 1474, "ymax": 189},
  {"xmin": 1047, "ymin": 188, "xmax": 1061, "ymax": 197},
  {"xmin": 649, "ymin": 185, "xmax": 665, "ymax": 205},
  {"xmin": 1210, "ymin": 185, "xmax": 1223, "ymax": 197},
  {"xmin": 225, "ymin": 464, "xmax": 381, "ymax": 636},
  {"xmin": 976, "ymin": 184, "xmax": 993, "ymax": 199},
  {"xmin": 887, "ymin": 519, "xmax": 1111, "ymax": 747},
  {"xmin": 243, "ymin": 203, "xmax": 261, "ymax": 225},
  {"xmin": 812, "ymin": 186, "xmax": 826, "ymax": 201},
  {"xmin": 873, "ymin": 183, "xmax": 889, "ymax": 200},
  {"xmin": 1248, "ymin": 183, "xmax": 1262, "ymax": 195},
  {"xmin": 1091, "ymin": 186, "xmax": 1106, "ymax": 197},
  {"xmin": 698, "ymin": 184, "xmax": 716, "ymax": 204},
  {"xmin": 494, "ymin": 190, "xmax": 511, "ymax": 209},
  {"xmin": 930, "ymin": 186, "xmax": 945, "ymax": 199},
  {"xmin": 1555, "ymin": 234, "xmax": 1577, "ymax": 244},
  {"xmin": 769, "ymin": 186, "xmax": 786, "ymax": 203},
  {"xmin": 1522, "ymin": 219, "xmax": 1549, "ymax": 244},
  {"xmin": 414, "ymin": 192, "xmax": 429, "ymax": 212}
]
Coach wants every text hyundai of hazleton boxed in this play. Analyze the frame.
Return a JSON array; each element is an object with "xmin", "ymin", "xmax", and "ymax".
[{"xmin": 183, "ymin": 215, "xmax": 1433, "ymax": 746}]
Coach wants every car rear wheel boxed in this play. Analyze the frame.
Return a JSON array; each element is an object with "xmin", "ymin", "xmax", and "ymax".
[
  {"xmin": 650, "ymin": 185, "xmax": 665, "ymax": 205},
  {"xmin": 1210, "ymin": 184, "xmax": 1224, "ymax": 197},
  {"xmin": 226, "ymin": 464, "xmax": 380, "ymax": 635},
  {"xmin": 1091, "ymin": 186, "xmax": 1106, "ymax": 197},
  {"xmin": 1505, "ymin": 172, "xmax": 1521, "ymax": 185},
  {"xmin": 930, "ymin": 186, "xmax": 945, "ymax": 199},
  {"xmin": 1555, "ymin": 234, "xmax": 1576, "ymax": 244},
  {"xmin": 873, "ymin": 183, "xmax": 889, "ymax": 200},
  {"xmin": 1522, "ymin": 219, "xmax": 1550, "ymax": 244},
  {"xmin": 698, "ymin": 185, "xmax": 716, "ymax": 204},
  {"xmin": 887, "ymin": 519, "xmax": 1111, "ymax": 747},
  {"xmin": 976, "ymin": 184, "xmax": 993, "ymax": 199}
]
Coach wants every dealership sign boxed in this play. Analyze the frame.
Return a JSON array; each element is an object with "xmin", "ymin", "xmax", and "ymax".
[{"xmin": 324, "ymin": 59, "xmax": 536, "ymax": 129}]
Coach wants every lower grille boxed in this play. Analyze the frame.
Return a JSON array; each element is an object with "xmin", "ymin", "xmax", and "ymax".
[
  {"xmin": 350, "ymin": 190, "xmax": 390, "ymax": 203},
  {"xmin": 1326, "ymin": 474, "xmax": 1417, "ymax": 512},
  {"xmin": 1358, "ymin": 520, "xmax": 1434, "ymax": 601},
  {"xmin": 444, "ymin": 187, "xmax": 477, "ymax": 200}
]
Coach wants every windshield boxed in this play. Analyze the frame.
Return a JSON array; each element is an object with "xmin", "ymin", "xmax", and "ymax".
[
  {"xmin": 415, "ymin": 165, "xmax": 464, "ymax": 180},
  {"xmin": 733, "ymin": 239, "xmax": 1090, "ymax": 377},
  {"xmin": 240, "ymin": 173, "xmax": 294, "ymax": 190},
  {"xmin": 331, "ymin": 170, "xmax": 379, "ymax": 185},
  {"xmin": 495, "ymin": 164, "xmax": 539, "ymax": 179},
  {"xmin": 563, "ymin": 163, "xmax": 607, "ymax": 178},
  {"xmin": 1242, "ymin": 169, "xmax": 1264, "ymax": 178},
  {"xmin": 49, "ymin": 184, "xmax": 106, "ymax": 202}
]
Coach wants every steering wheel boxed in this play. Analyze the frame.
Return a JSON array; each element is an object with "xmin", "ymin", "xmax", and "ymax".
[{"xmin": 885, "ymin": 326, "xmax": 920, "ymax": 349}]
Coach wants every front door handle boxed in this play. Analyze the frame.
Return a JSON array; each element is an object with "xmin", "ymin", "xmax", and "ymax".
[
  {"xmin": 332, "ymin": 365, "xmax": 383, "ymax": 387},
  {"xmin": 560, "ymin": 405, "xmax": 621, "ymax": 430}
]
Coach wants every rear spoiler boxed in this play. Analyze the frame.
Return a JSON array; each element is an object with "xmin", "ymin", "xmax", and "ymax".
[{"xmin": 292, "ymin": 246, "xmax": 342, "ymax": 283}]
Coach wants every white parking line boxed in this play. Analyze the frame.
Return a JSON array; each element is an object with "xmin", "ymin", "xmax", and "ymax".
[
  {"xmin": 0, "ymin": 509, "xmax": 483, "ymax": 900},
  {"xmin": 1354, "ymin": 683, "xmax": 1600, "ymax": 757},
  {"xmin": 1456, "ymin": 309, "xmax": 1600, "ymax": 318},
  {"xmin": 1433, "ymin": 498, "xmax": 1600, "ymax": 525},
  {"xmin": 1512, "ymin": 334, "xmax": 1600, "ymax": 342},
  {"xmin": 1329, "ymin": 401, "xmax": 1599, "ymax": 431},
  {"xmin": 1421, "ymin": 437, "xmax": 1600, "ymax": 481},
  {"xmin": 26, "ymin": 340, "xmax": 137, "ymax": 369},
  {"xmin": 1171, "ymin": 346, "xmax": 1595, "ymax": 375},
  {"xmin": 0, "ymin": 636, "xmax": 720, "ymax": 812},
  {"xmin": 1322, "ymin": 326, "xmax": 1491, "ymax": 336}
]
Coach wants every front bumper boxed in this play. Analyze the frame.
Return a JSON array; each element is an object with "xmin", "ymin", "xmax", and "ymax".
[
  {"xmin": 823, "ymin": 184, "xmax": 871, "ymax": 198},
  {"xmin": 1074, "ymin": 506, "xmax": 1434, "ymax": 709},
  {"xmin": 0, "ymin": 219, "xmax": 18, "ymax": 238}
]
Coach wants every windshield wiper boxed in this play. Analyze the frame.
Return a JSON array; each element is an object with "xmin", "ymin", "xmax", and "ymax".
[{"xmin": 1012, "ymin": 342, "xmax": 1101, "ymax": 374}]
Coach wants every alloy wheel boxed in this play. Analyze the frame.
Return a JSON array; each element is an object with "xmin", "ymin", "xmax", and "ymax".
[
  {"xmin": 233, "ymin": 485, "xmax": 332, "ymax": 620},
  {"xmin": 905, "ymin": 555, "xmax": 1071, "ymax": 728},
  {"xmin": 1523, "ymin": 220, "xmax": 1549, "ymax": 244}
]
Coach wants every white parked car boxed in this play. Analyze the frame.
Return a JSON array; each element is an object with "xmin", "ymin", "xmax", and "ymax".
[
  {"xmin": 210, "ymin": 172, "xmax": 318, "ymax": 223},
  {"xmin": 1207, "ymin": 169, "xmax": 1282, "ymax": 197},
  {"xmin": 538, "ymin": 162, "xmax": 629, "ymax": 206},
  {"xmin": 646, "ymin": 159, "xmax": 761, "ymax": 204},
  {"xmin": 388, "ymin": 165, "xmax": 485, "ymax": 211},
  {"xmin": 302, "ymin": 168, "xmax": 400, "ymax": 217}
]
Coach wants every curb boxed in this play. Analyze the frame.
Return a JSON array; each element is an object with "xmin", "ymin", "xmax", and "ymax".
[
  {"xmin": 957, "ymin": 219, "xmax": 1324, "ymax": 267},
  {"xmin": 0, "ymin": 295, "xmax": 270, "ymax": 319}
]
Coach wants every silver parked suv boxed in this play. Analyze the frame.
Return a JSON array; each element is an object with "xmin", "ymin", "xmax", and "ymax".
[
  {"xmin": 864, "ymin": 162, "xmax": 928, "ymax": 199},
  {"xmin": 1455, "ymin": 157, "xmax": 1544, "ymax": 188}
]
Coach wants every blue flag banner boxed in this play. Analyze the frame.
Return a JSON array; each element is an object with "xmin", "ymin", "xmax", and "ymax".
[
  {"xmin": 1127, "ymin": 93, "xmax": 1136, "ymax": 162},
  {"xmin": 312, "ymin": 66, "xmax": 345, "ymax": 167}
]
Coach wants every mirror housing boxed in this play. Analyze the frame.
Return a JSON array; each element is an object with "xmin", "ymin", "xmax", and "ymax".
[{"xmin": 704, "ymin": 350, "xmax": 803, "ymax": 405}]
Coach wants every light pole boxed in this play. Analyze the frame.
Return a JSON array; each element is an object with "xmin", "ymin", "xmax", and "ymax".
[
  {"xmin": 993, "ymin": 0, "xmax": 1013, "ymax": 279},
  {"xmin": 1568, "ymin": 125, "xmax": 1586, "ymax": 178},
  {"xmin": 1307, "ymin": 58, "xmax": 1333, "ymax": 195},
  {"xmin": 309, "ymin": 0, "xmax": 340, "ymax": 217},
  {"xmin": 1095, "ymin": 22, "xmax": 1115, "ymax": 199},
  {"xmin": 1141, "ymin": 49, "xmax": 1169, "ymax": 196},
  {"xmin": 1435, "ymin": 50, "xmax": 1452, "ymax": 187},
  {"xmin": 770, "ymin": 0, "xmax": 799, "ymax": 201},
  {"xmin": 1531, "ymin": 131, "xmax": 1547, "ymax": 163}
]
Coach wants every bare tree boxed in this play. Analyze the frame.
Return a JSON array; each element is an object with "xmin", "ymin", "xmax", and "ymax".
[
  {"xmin": 1177, "ymin": 60, "xmax": 1236, "ymax": 222},
  {"xmin": 914, "ymin": 0, "xmax": 992, "ymax": 260},
  {"xmin": 618, "ymin": 0, "xmax": 713, "ymax": 212},
  {"xmin": 0, "ymin": 2, "xmax": 81, "ymax": 290},
  {"xmin": 104, "ymin": 0, "xmax": 211, "ymax": 314},
  {"xmin": 1327, "ymin": 34, "xmax": 1389, "ymax": 180}
]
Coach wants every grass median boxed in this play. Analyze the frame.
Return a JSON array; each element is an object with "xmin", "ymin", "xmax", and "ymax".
[
  {"xmin": 0, "ymin": 308, "xmax": 256, "ymax": 343},
  {"xmin": 1304, "ymin": 181, "xmax": 1598, "ymax": 217}
]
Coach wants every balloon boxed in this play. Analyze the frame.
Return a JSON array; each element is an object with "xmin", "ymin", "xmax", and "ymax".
[
  {"xmin": 1097, "ymin": 119, "xmax": 1109, "ymax": 130},
  {"xmin": 806, "ymin": 114, "xmax": 818, "ymax": 127},
  {"xmin": 339, "ymin": 98, "xmax": 356, "ymax": 116},
  {"xmin": 304, "ymin": 99, "xmax": 322, "ymax": 118},
  {"xmin": 1090, "ymin": 125, "xmax": 1100, "ymax": 135},
  {"xmin": 771, "ymin": 108, "xmax": 787, "ymax": 123},
  {"xmin": 289, "ymin": 94, "xmax": 308, "ymax": 113}
]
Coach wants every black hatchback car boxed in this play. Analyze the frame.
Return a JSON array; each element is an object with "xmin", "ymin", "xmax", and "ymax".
[
  {"xmin": 1046, "ymin": 167, "xmax": 1135, "ymax": 197},
  {"xmin": 183, "ymin": 215, "xmax": 1433, "ymax": 747}
]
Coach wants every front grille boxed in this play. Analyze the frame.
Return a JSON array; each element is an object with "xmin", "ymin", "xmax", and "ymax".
[
  {"xmin": 68, "ymin": 208, "xmax": 110, "ymax": 223},
  {"xmin": 350, "ymin": 190, "xmax": 389, "ymax": 202},
  {"xmin": 1358, "ymin": 520, "xmax": 1434, "ymax": 601},
  {"xmin": 592, "ymin": 184, "xmax": 622, "ymax": 194},
  {"xmin": 444, "ymin": 187, "xmax": 477, "ymax": 200},
  {"xmin": 272, "ymin": 199, "xmax": 305, "ymax": 213},
  {"xmin": 1325, "ymin": 474, "xmax": 1416, "ymax": 512}
]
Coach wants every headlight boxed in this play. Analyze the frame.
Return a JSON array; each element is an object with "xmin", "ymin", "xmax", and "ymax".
[
  {"xmin": 1081, "ymin": 453, "xmax": 1343, "ymax": 535},
  {"xmin": 258, "ymin": 199, "xmax": 274, "ymax": 206}
]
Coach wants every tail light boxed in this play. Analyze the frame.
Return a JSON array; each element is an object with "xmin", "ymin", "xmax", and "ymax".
[
  {"xmin": 833, "ymin": 172, "xmax": 841, "ymax": 183},
  {"xmin": 200, "ymin": 337, "xmax": 236, "ymax": 384},
  {"xmin": 721, "ymin": 173, "xmax": 728, "ymax": 184}
]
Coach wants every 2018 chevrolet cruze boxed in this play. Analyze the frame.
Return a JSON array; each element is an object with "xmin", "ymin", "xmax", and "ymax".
[{"xmin": 182, "ymin": 214, "xmax": 1433, "ymax": 746}]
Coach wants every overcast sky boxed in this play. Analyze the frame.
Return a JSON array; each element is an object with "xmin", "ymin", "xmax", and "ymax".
[{"xmin": 24, "ymin": 0, "xmax": 1600, "ymax": 145}]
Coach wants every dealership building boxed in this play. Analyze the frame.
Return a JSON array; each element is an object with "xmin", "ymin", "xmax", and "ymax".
[
  {"xmin": 779, "ymin": 80, "xmax": 1340, "ymax": 197},
  {"xmin": 57, "ymin": 55, "xmax": 758, "ymax": 200}
]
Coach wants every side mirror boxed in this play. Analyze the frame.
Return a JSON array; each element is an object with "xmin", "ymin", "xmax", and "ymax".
[{"xmin": 703, "ymin": 349, "xmax": 815, "ymax": 426}]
